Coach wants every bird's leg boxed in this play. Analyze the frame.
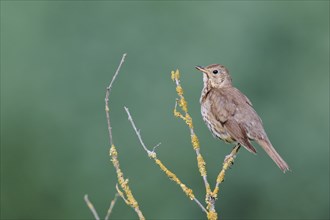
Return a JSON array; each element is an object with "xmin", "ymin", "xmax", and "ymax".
[
  {"xmin": 224, "ymin": 143, "xmax": 241, "ymax": 164},
  {"xmin": 232, "ymin": 143, "xmax": 241, "ymax": 154}
]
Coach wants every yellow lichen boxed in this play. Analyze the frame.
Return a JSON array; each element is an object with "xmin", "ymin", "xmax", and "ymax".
[
  {"xmin": 185, "ymin": 113, "xmax": 193, "ymax": 128},
  {"xmin": 171, "ymin": 71, "xmax": 175, "ymax": 81},
  {"xmin": 176, "ymin": 85, "xmax": 184, "ymax": 96},
  {"xmin": 211, "ymin": 147, "xmax": 239, "ymax": 201},
  {"xmin": 216, "ymin": 170, "xmax": 225, "ymax": 185},
  {"xmin": 180, "ymin": 183, "xmax": 195, "ymax": 200},
  {"xmin": 205, "ymin": 184, "xmax": 212, "ymax": 195},
  {"xmin": 209, "ymin": 190, "xmax": 218, "ymax": 201},
  {"xmin": 207, "ymin": 210, "xmax": 218, "ymax": 220},
  {"xmin": 154, "ymin": 158, "xmax": 195, "ymax": 200},
  {"xmin": 197, "ymin": 154, "xmax": 207, "ymax": 177},
  {"xmin": 110, "ymin": 145, "xmax": 145, "ymax": 220},
  {"xmin": 179, "ymin": 98, "xmax": 188, "ymax": 113},
  {"xmin": 171, "ymin": 69, "xmax": 180, "ymax": 81},
  {"xmin": 191, "ymin": 134, "xmax": 200, "ymax": 150},
  {"xmin": 173, "ymin": 108, "xmax": 184, "ymax": 119}
]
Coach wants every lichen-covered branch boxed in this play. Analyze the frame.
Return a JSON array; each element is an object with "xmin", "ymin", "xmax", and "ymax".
[
  {"xmin": 171, "ymin": 69, "xmax": 216, "ymax": 219},
  {"xmin": 124, "ymin": 107, "xmax": 208, "ymax": 214},
  {"xmin": 85, "ymin": 60, "xmax": 239, "ymax": 220},
  {"xmin": 110, "ymin": 145, "xmax": 145, "ymax": 220},
  {"xmin": 211, "ymin": 144, "xmax": 240, "ymax": 199},
  {"xmin": 171, "ymin": 69, "xmax": 241, "ymax": 220}
]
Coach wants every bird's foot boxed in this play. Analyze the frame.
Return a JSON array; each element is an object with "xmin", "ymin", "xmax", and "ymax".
[
  {"xmin": 224, "ymin": 144, "xmax": 240, "ymax": 165},
  {"xmin": 224, "ymin": 153, "xmax": 235, "ymax": 165}
]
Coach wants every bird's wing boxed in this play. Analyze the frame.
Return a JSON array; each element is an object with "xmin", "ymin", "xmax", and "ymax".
[
  {"xmin": 224, "ymin": 119, "xmax": 257, "ymax": 153},
  {"xmin": 209, "ymin": 89, "xmax": 236, "ymax": 123},
  {"xmin": 210, "ymin": 89, "xmax": 257, "ymax": 153}
]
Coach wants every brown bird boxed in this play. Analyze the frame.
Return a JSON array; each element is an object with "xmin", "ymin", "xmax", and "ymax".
[{"xmin": 196, "ymin": 64, "xmax": 289, "ymax": 173}]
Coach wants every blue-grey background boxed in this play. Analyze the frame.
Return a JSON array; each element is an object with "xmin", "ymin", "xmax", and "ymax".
[{"xmin": 1, "ymin": 1, "xmax": 329, "ymax": 219}]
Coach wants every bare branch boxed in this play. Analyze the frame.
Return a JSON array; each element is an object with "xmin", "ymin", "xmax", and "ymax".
[
  {"xmin": 152, "ymin": 142, "xmax": 161, "ymax": 152},
  {"xmin": 107, "ymin": 54, "xmax": 127, "ymax": 92},
  {"xmin": 194, "ymin": 198, "xmax": 208, "ymax": 214},
  {"xmin": 84, "ymin": 194, "xmax": 100, "ymax": 220},
  {"xmin": 105, "ymin": 53, "xmax": 127, "ymax": 146},
  {"xmin": 124, "ymin": 106, "xmax": 156, "ymax": 156},
  {"xmin": 105, "ymin": 193, "xmax": 119, "ymax": 220}
]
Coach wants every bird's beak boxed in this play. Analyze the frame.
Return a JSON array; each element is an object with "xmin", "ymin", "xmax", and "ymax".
[{"xmin": 195, "ymin": 66, "xmax": 207, "ymax": 73}]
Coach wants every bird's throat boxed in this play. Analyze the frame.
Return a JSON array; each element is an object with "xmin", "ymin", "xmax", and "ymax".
[{"xmin": 200, "ymin": 75, "xmax": 211, "ymax": 104}]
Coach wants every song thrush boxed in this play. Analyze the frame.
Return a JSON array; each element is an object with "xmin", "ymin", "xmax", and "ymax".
[{"xmin": 196, "ymin": 64, "xmax": 289, "ymax": 173}]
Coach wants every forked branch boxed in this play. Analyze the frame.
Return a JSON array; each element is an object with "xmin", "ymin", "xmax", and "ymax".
[
  {"xmin": 171, "ymin": 69, "xmax": 240, "ymax": 220},
  {"xmin": 104, "ymin": 54, "xmax": 145, "ymax": 220}
]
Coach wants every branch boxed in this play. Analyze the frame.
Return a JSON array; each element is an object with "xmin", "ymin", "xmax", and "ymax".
[
  {"xmin": 124, "ymin": 106, "xmax": 158, "ymax": 157},
  {"xmin": 171, "ymin": 69, "xmax": 241, "ymax": 220},
  {"xmin": 124, "ymin": 107, "xmax": 208, "ymax": 214},
  {"xmin": 105, "ymin": 193, "xmax": 119, "ymax": 220},
  {"xmin": 105, "ymin": 53, "xmax": 127, "ymax": 146},
  {"xmin": 212, "ymin": 144, "xmax": 241, "ymax": 198},
  {"xmin": 171, "ymin": 70, "xmax": 216, "ymax": 217},
  {"xmin": 109, "ymin": 146, "xmax": 145, "ymax": 220},
  {"xmin": 84, "ymin": 194, "xmax": 100, "ymax": 220},
  {"xmin": 105, "ymin": 54, "xmax": 145, "ymax": 220}
]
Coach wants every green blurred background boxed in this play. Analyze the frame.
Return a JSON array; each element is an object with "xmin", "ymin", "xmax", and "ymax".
[{"xmin": 1, "ymin": 1, "xmax": 329, "ymax": 219}]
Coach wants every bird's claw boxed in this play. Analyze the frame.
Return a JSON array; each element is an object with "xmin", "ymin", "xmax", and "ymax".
[{"xmin": 224, "ymin": 154, "xmax": 235, "ymax": 164}]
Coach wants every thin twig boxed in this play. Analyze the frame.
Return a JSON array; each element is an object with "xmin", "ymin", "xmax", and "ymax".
[
  {"xmin": 84, "ymin": 194, "xmax": 100, "ymax": 220},
  {"xmin": 85, "ymin": 55, "xmax": 127, "ymax": 220},
  {"xmin": 212, "ymin": 144, "xmax": 241, "ymax": 197},
  {"xmin": 124, "ymin": 106, "xmax": 208, "ymax": 214},
  {"xmin": 124, "ymin": 106, "xmax": 155, "ymax": 155},
  {"xmin": 105, "ymin": 193, "xmax": 119, "ymax": 220},
  {"xmin": 107, "ymin": 54, "xmax": 127, "ymax": 93},
  {"xmin": 173, "ymin": 77, "xmax": 211, "ymax": 190},
  {"xmin": 105, "ymin": 53, "xmax": 127, "ymax": 146},
  {"xmin": 194, "ymin": 198, "xmax": 208, "ymax": 213},
  {"xmin": 110, "ymin": 145, "xmax": 145, "ymax": 220},
  {"xmin": 105, "ymin": 54, "xmax": 145, "ymax": 220}
]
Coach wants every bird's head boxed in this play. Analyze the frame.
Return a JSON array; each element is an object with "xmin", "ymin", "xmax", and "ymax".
[{"xmin": 195, "ymin": 64, "xmax": 232, "ymax": 88}]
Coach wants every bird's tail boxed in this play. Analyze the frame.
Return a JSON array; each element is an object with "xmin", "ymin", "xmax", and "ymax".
[{"xmin": 256, "ymin": 139, "xmax": 290, "ymax": 173}]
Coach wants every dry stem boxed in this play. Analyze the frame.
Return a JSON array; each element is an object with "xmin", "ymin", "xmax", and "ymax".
[
  {"xmin": 105, "ymin": 53, "xmax": 127, "ymax": 146},
  {"xmin": 110, "ymin": 146, "xmax": 145, "ymax": 220},
  {"xmin": 84, "ymin": 194, "xmax": 100, "ymax": 220},
  {"xmin": 105, "ymin": 193, "xmax": 119, "ymax": 220},
  {"xmin": 105, "ymin": 53, "xmax": 145, "ymax": 220}
]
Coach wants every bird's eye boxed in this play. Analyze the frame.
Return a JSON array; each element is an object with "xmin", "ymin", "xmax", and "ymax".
[{"xmin": 212, "ymin": 70, "xmax": 219, "ymax": 74}]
